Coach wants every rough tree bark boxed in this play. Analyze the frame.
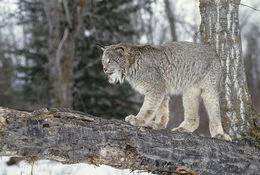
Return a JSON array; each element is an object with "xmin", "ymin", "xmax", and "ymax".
[
  {"xmin": 0, "ymin": 107, "xmax": 259, "ymax": 174},
  {"xmin": 199, "ymin": 0, "xmax": 260, "ymax": 138},
  {"xmin": 42, "ymin": 0, "xmax": 86, "ymax": 108}
]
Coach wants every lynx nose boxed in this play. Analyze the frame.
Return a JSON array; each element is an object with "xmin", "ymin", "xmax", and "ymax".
[{"xmin": 103, "ymin": 67, "xmax": 108, "ymax": 73}]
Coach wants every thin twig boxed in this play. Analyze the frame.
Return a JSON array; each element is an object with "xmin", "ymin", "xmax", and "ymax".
[
  {"xmin": 56, "ymin": 28, "xmax": 69, "ymax": 67},
  {"xmin": 62, "ymin": 0, "xmax": 72, "ymax": 27},
  {"xmin": 240, "ymin": 3, "xmax": 260, "ymax": 12}
]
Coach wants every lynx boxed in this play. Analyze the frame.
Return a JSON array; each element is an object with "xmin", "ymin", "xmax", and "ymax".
[{"xmin": 98, "ymin": 42, "xmax": 231, "ymax": 141}]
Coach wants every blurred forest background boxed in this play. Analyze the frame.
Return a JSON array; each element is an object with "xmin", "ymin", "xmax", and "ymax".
[{"xmin": 0, "ymin": 0, "xmax": 259, "ymax": 136}]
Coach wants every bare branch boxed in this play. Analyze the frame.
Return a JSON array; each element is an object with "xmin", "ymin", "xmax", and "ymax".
[
  {"xmin": 56, "ymin": 28, "xmax": 69, "ymax": 67},
  {"xmin": 62, "ymin": 0, "xmax": 72, "ymax": 28},
  {"xmin": 240, "ymin": 3, "xmax": 260, "ymax": 12}
]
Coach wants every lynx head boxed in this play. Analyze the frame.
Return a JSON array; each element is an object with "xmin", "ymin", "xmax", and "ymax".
[{"xmin": 98, "ymin": 43, "xmax": 134, "ymax": 84}]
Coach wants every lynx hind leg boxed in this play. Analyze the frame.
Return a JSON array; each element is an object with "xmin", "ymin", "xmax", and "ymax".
[
  {"xmin": 172, "ymin": 87, "xmax": 201, "ymax": 133},
  {"xmin": 148, "ymin": 96, "xmax": 170, "ymax": 130},
  {"xmin": 201, "ymin": 88, "xmax": 232, "ymax": 141}
]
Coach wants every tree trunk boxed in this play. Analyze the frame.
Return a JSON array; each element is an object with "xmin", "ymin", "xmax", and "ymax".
[
  {"xmin": 0, "ymin": 56, "xmax": 12, "ymax": 106},
  {"xmin": 61, "ymin": 34, "xmax": 74, "ymax": 107},
  {"xmin": 43, "ymin": 0, "xmax": 71, "ymax": 108},
  {"xmin": 42, "ymin": 0, "xmax": 86, "ymax": 108},
  {"xmin": 199, "ymin": 0, "xmax": 259, "ymax": 138},
  {"xmin": 164, "ymin": 0, "xmax": 177, "ymax": 41},
  {"xmin": 0, "ymin": 107, "xmax": 259, "ymax": 174}
]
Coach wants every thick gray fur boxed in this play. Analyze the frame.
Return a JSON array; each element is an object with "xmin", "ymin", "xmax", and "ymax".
[{"xmin": 100, "ymin": 41, "xmax": 231, "ymax": 141}]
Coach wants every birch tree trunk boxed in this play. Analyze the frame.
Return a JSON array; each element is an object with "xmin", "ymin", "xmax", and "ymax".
[
  {"xmin": 199, "ymin": 0, "xmax": 259, "ymax": 138},
  {"xmin": 42, "ymin": 0, "xmax": 86, "ymax": 108}
]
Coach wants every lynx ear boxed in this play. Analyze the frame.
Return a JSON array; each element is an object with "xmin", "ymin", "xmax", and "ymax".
[
  {"xmin": 115, "ymin": 46, "xmax": 126, "ymax": 53},
  {"xmin": 116, "ymin": 44, "xmax": 135, "ymax": 65},
  {"xmin": 97, "ymin": 43, "xmax": 106, "ymax": 51}
]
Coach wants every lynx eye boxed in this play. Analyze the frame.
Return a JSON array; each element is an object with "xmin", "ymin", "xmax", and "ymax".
[{"xmin": 107, "ymin": 59, "xmax": 111, "ymax": 64}]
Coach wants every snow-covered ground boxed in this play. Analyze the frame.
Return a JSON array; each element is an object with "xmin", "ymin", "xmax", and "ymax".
[{"xmin": 0, "ymin": 157, "xmax": 151, "ymax": 175}]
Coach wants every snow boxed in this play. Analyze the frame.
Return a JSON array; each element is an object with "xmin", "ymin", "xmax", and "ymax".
[{"xmin": 0, "ymin": 157, "xmax": 151, "ymax": 175}]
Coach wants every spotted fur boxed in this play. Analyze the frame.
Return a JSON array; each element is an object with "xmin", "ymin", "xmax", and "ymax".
[{"xmin": 100, "ymin": 41, "xmax": 231, "ymax": 141}]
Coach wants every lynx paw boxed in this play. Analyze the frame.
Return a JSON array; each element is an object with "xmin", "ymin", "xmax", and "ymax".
[
  {"xmin": 171, "ymin": 126, "xmax": 191, "ymax": 133},
  {"xmin": 125, "ymin": 114, "xmax": 145, "ymax": 127},
  {"xmin": 125, "ymin": 114, "xmax": 134, "ymax": 122},
  {"xmin": 148, "ymin": 121, "xmax": 167, "ymax": 130},
  {"xmin": 214, "ymin": 133, "xmax": 232, "ymax": 141},
  {"xmin": 171, "ymin": 120, "xmax": 199, "ymax": 133}
]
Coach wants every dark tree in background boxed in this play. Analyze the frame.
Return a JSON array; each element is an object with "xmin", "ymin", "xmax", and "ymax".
[
  {"xmin": 42, "ymin": 0, "xmax": 86, "ymax": 108},
  {"xmin": 0, "ymin": 40, "xmax": 13, "ymax": 107},
  {"xmin": 73, "ymin": 0, "xmax": 145, "ymax": 117},
  {"xmin": 244, "ymin": 24, "xmax": 260, "ymax": 103},
  {"xmin": 10, "ymin": 0, "xmax": 154, "ymax": 118},
  {"xmin": 164, "ymin": 0, "xmax": 177, "ymax": 42},
  {"xmin": 13, "ymin": 0, "xmax": 49, "ymax": 110}
]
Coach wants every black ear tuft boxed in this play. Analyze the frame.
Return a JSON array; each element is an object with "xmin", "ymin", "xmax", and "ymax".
[
  {"xmin": 115, "ymin": 46, "xmax": 125, "ymax": 52},
  {"xmin": 96, "ymin": 43, "xmax": 105, "ymax": 51}
]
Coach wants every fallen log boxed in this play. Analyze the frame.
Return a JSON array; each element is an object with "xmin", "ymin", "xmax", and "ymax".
[{"xmin": 0, "ymin": 107, "xmax": 259, "ymax": 174}]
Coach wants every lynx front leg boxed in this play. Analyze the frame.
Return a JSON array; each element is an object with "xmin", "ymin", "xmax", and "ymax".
[
  {"xmin": 125, "ymin": 95, "xmax": 163, "ymax": 127},
  {"xmin": 172, "ymin": 87, "xmax": 201, "ymax": 133},
  {"xmin": 148, "ymin": 96, "xmax": 170, "ymax": 130},
  {"xmin": 201, "ymin": 88, "xmax": 232, "ymax": 141}
]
